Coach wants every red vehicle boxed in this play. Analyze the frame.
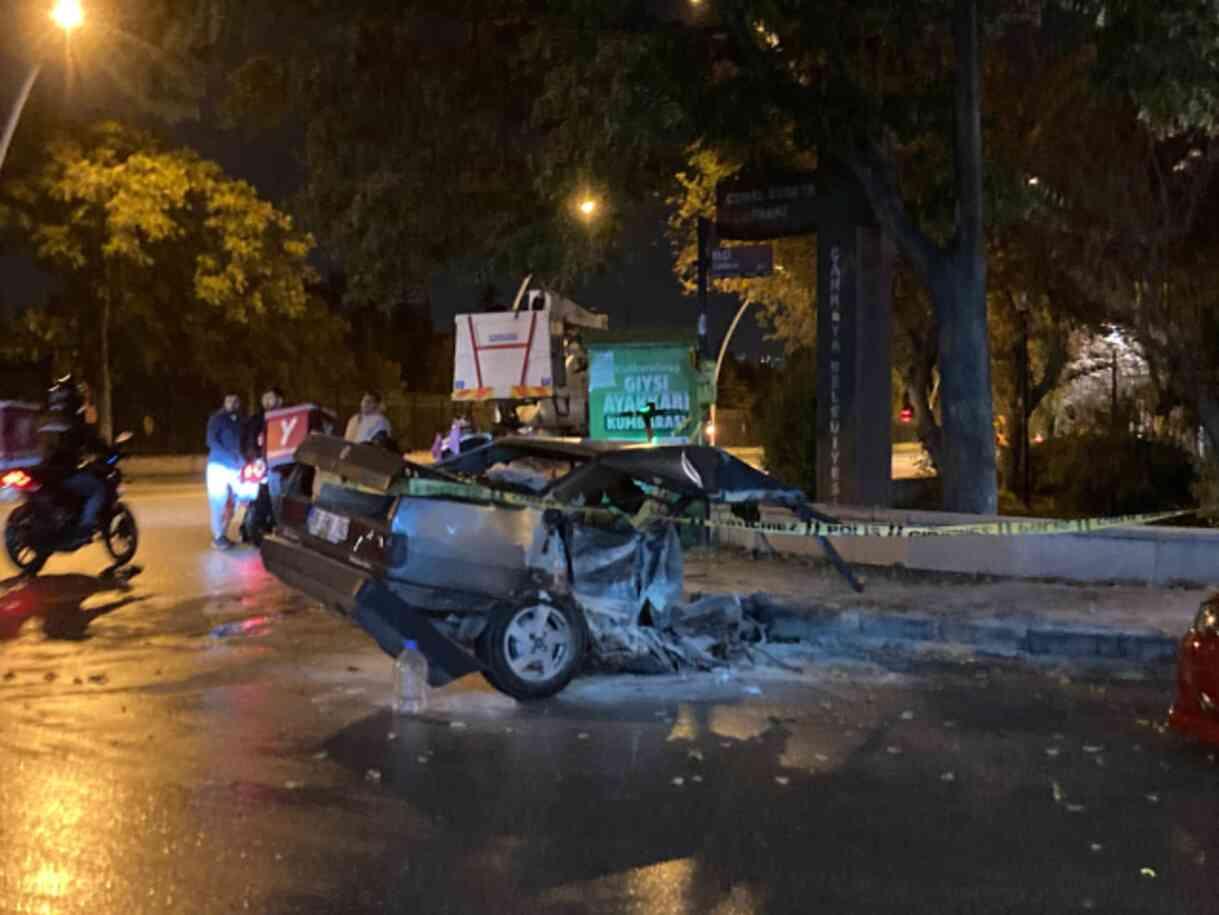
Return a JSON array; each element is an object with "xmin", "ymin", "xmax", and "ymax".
[{"xmin": 1169, "ymin": 595, "xmax": 1219, "ymax": 746}]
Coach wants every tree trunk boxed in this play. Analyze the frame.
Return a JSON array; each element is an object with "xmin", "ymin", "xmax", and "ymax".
[
  {"xmin": 999, "ymin": 411, "xmax": 1019, "ymax": 491},
  {"xmin": 901, "ymin": 328, "xmax": 944, "ymax": 472},
  {"xmin": 931, "ymin": 256, "xmax": 996, "ymax": 513},
  {"xmin": 936, "ymin": 0, "xmax": 996, "ymax": 514},
  {"xmin": 848, "ymin": 0, "xmax": 997, "ymax": 514},
  {"xmin": 1197, "ymin": 391, "xmax": 1219, "ymax": 458},
  {"xmin": 100, "ymin": 283, "xmax": 114, "ymax": 442},
  {"xmin": 999, "ymin": 326, "xmax": 1027, "ymax": 498}
]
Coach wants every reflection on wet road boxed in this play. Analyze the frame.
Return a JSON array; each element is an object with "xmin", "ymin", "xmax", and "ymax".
[{"xmin": 0, "ymin": 483, "xmax": 1214, "ymax": 914}]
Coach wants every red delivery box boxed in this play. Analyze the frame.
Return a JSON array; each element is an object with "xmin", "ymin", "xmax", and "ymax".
[
  {"xmin": 263, "ymin": 404, "xmax": 337, "ymax": 468},
  {"xmin": 0, "ymin": 402, "xmax": 42, "ymax": 471}
]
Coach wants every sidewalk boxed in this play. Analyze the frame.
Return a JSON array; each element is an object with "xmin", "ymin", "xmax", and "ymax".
[{"xmin": 684, "ymin": 547, "xmax": 1205, "ymax": 668}]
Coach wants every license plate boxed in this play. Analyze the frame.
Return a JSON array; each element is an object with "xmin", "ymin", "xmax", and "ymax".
[{"xmin": 307, "ymin": 508, "xmax": 350, "ymax": 544}]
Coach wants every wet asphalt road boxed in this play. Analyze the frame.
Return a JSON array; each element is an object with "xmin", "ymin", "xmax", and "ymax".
[{"xmin": 0, "ymin": 484, "xmax": 1215, "ymax": 914}]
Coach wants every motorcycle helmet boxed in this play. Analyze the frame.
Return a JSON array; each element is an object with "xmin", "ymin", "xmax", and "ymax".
[{"xmin": 47, "ymin": 374, "xmax": 83, "ymax": 416}]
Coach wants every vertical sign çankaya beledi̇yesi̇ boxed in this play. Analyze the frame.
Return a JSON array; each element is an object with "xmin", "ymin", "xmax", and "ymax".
[
  {"xmin": 828, "ymin": 244, "xmax": 842, "ymax": 501},
  {"xmin": 717, "ymin": 168, "xmax": 893, "ymax": 506}
]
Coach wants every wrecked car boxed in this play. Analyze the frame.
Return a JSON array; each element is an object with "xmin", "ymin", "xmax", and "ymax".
[{"xmin": 260, "ymin": 435, "xmax": 845, "ymax": 701}]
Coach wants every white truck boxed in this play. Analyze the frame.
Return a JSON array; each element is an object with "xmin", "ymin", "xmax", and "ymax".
[{"xmin": 451, "ymin": 278, "xmax": 608, "ymax": 436}]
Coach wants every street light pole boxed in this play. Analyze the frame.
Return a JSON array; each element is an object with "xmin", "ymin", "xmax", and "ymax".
[
  {"xmin": 0, "ymin": 61, "xmax": 44, "ymax": 176},
  {"xmin": 697, "ymin": 217, "xmax": 711, "ymax": 359},
  {"xmin": 0, "ymin": 1, "xmax": 84, "ymax": 176},
  {"xmin": 708, "ymin": 298, "xmax": 753, "ymax": 445}
]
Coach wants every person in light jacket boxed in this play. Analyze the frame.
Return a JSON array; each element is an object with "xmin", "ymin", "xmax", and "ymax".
[
  {"xmin": 206, "ymin": 394, "xmax": 245, "ymax": 550},
  {"xmin": 345, "ymin": 391, "xmax": 392, "ymax": 445}
]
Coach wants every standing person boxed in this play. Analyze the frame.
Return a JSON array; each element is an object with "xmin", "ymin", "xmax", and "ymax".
[
  {"xmin": 239, "ymin": 387, "xmax": 286, "ymax": 544},
  {"xmin": 244, "ymin": 386, "xmax": 285, "ymax": 464},
  {"xmin": 206, "ymin": 394, "xmax": 245, "ymax": 550},
  {"xmin": 78, "ymin": 381, "xmax": 99, "ymax": 428},
  {"xmin": 344, "ymin": 391, "xmax": 392, "ymax": 445}
]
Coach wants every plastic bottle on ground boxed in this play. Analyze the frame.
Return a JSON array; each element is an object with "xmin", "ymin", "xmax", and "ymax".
[{"xmin": 394, "ymin": 641, "xmax": 430, "ymax": 715}]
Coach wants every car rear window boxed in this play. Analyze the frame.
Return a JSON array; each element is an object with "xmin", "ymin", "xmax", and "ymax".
[{"xmin": 291, "ymin": 467, "xmax": 396, "ymax": 520}]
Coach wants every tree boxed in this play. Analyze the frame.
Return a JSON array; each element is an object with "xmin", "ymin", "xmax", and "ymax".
[
  {"xmin": 667, "ymin": 148, "xmax": 817, "ymax": 351},
  {"xmin": 0, "ymin": 121, "xmax": 331, "ymax": 438},
  {"xmin": 164, "ymin": 0, "xmax": 1219, "ymax": 512},
  {"xmin": 1001, "ymin": 41, "xmax": 1219, "ymax": 456},
  {"xmin": 212, "ymin": 1, "xmax": 627, "ymax": 306},
  {"xmin": 537, "ymin": 1, "xmax": 1219, "ymax": 512},
  {"xmin": 532, "ymin": 0, "xmax": 1009, "ymax": 510}
]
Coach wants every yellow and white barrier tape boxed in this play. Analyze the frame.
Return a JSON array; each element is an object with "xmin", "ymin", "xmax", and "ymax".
[{"xmin": 398, "ymin": 477, "xmax": 1199, "ymax": 538}]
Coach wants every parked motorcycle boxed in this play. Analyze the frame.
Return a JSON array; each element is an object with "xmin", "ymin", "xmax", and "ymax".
[{"xmin": 2, "ymin": 431, "xmax": 139, "ymax": 576}]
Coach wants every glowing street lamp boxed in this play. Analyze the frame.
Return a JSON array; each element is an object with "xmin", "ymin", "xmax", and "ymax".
[
  {"xmin": 578, "ymin": 196, "xmax": 598, "ymax": 219},
  {"xmin": 51, "ymin": 0, "xmax": 84, "ymax": 32},
  {"xmin": 0, "ymin": 1, "xmax": 85, "ymax": 174}
]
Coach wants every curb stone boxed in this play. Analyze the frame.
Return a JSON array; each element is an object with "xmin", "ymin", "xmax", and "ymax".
[{"xmin": 750, "ymin": 596, "xmax": 1180, "ymax": 669}]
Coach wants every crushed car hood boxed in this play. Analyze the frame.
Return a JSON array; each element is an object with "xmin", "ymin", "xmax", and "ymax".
[{"xmin": 437, "ymin": 437, "xmax": 807, "ymax": 508}]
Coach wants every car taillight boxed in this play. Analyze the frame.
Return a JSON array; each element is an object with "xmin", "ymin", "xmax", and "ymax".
[{"xmin": 1, "ymin": 470, "xmax": 39, "ymax": 491}]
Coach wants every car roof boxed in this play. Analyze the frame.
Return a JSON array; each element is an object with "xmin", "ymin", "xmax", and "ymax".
[
  {"xmin": 441, "ymin": 437, "xmax": 806, "ymax": 506},
  {"xmin": 434, "ymin": 436, "xmax": 639, "ymax": 472}
]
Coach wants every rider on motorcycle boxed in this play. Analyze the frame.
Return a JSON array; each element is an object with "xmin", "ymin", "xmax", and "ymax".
[{"xmin": 38, "ymin": 375, "xmax": 111, "ymax": 548}]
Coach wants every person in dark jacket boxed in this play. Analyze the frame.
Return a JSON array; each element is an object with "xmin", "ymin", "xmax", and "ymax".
[
  {"xmin": 205, "ymin": 394, "xmax": 245, "ymax": 550},
  {"xmin": 238, "ymin": 387, "xmax": 286, "ymax": 544},
  {"xmin": 243, "ymin": 387, "xmax": 284, "ymax": 463}
]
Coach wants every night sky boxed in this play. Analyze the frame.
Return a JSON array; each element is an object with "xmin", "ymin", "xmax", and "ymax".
[{"xmin": 0, "ymin": 29, "xmax": 780, "ymax": 362}]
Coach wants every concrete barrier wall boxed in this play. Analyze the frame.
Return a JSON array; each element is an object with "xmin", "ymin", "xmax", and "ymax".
[
  {"xmin": 715, "ymin": 503, "xmax": 1219, "ymax": 587},
  {"xmin": 125, "ymin": 452, "xmax": 1218, "ymax": 586},
  {"xmin": 125, "ymin": 454, "xmax": 208, "ymax": 478}
]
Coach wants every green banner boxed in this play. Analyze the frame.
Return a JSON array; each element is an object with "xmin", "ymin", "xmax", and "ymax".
[{"xmin": 587, "ymin": 343, "xmax": 703, "ymax": 443}]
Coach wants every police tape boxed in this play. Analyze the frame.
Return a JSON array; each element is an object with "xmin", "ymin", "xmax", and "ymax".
[
  {"xmin": 677, "ymin": 507, "xmax": 1199, "ymax": 539},
  {"xmin": 398, "ymin": 476, "xmax": 1204, "ymax": 539}
]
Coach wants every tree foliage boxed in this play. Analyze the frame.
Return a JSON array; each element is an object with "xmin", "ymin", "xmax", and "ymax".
[
  {"xmin": 123, "ymin": 0, "xmax": 1219, "ymax": 511},
  {"xmin": 212, "ymin": 0, "xmax": 626, "ymax": 305},
  {"xmin": 0, "ymin": 122, "xmax": 370, "ymax": 436},
  {"xmin": 758, "ymin": 348, "xmax": 818, "ymax": 494},
  {"xmin": 667, "ymin": 147, "xmax": 816, "ymax": 350}
]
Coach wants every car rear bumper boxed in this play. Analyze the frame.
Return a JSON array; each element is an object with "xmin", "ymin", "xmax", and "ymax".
[
  {"xmin": 261, "ymin": 534, "xmax": 484, "ymax": 687},
  {"xmin": 262, "ymin": 533, "xmax": 367, "ymax": 611}
]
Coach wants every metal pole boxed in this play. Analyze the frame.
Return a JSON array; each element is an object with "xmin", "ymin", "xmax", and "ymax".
[
  {"xmin": 708, "ymin": 298, "xmax": 755, "ymax": 447},
  {"xmin": 0, "ymin": 62, "xmax": 44, "ymax": 177},
  {"xmin": 697, "ymin": 217, "xmax": 710, "ymax": 359},
  {"xmin": 715, "ymin": 300, "xmax": 753, "ymax": 393},
  {"xmin": 1020, "ymin": 311, "xmax": 1031, "ymax": 507}
]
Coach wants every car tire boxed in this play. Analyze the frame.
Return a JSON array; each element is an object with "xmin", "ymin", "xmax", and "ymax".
[{"xmin": 479, "ymin": 592, "xmax": 587, "ymax": 701}]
